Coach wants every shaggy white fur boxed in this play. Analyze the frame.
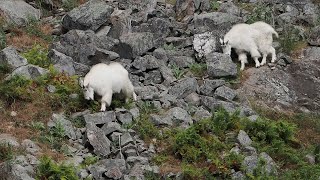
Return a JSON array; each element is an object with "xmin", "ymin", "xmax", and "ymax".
[
  {"xmin": 220, "ymin": 21, "xmax": 278, "ymax": 70},
  {"xmin": 79, "ymin": 62, "xmax": 137, "ymax": 112}
]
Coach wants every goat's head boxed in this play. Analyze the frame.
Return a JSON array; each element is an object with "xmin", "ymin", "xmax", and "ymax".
[
  {"xmin": 219, "ymin": 38, "xmax": 231, "ymax": 56},
  {"xmin": 79, "ymin": 77, "xmax": 94, "ymax": 100}
]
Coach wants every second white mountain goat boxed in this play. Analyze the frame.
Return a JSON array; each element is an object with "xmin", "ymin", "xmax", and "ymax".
[
  {"xmin": 79, "ymin": 62, "xmax": 137, "ymax": 112},
  {"xmin": 220, "ymin": 21, "xmax": 278, "ymax": 70}
]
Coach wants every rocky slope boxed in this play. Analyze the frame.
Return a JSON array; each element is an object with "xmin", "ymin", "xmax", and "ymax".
[{"xmin": 0, "ymin": 0, "xmax": 320, "ymax": 179}]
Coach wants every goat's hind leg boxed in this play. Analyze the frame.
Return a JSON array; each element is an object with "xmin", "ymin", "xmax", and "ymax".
[
  {"xmin": 270, "ymin": 47, "xmax": 277, "ymax": 63},
  {"xmin": 250, "ymin": 48, "xmax": 261, "ymax": 68},
  {"xmin": 238, "ymin": 52, "xmax": 248, "ymax": 71},
  {"xmin": 260, "ymin": 53, "xmax": 268, "ymax": 66}
]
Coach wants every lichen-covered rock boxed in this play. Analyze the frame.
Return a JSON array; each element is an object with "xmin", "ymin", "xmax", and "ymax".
[
  {"xmin": 62, "ymin": 0, "xmax": 113, "ymax": 31},
  {"xmin": 83, "ymin": 111, "xmax": 116, "ymax": 125},
  {"xmin": 0, "ymin": 46, "xmax": 28, "ymax": 70},
  {"xmin": 86, "ymin": 123, "xmax": 111, "ymax": 157},
  {"xmin": 206, "ymin": 52, "xmax": 238, "ymax": 78},
  {"xmin": 169, "ymin": 77, "xmax": 198, "ymax": 99},
  {"xmin": 8, "ymin": 65, "xmax": 48, "ymax": 80},
  {"xmin": 193, "ymin": 32, "xmax": 218, "ymax": 59},
  {"xmin": 0, "ymin": 0, "xmax": 40, "ymax": 26}
]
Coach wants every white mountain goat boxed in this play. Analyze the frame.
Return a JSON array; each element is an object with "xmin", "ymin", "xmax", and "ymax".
[
  {"xmin": 220, "ymin": 21, "xmax": 278, "ymax": 70},
  {"xmin": 79, "ymin": 62, "xmax": 137, "ymax": 112}
]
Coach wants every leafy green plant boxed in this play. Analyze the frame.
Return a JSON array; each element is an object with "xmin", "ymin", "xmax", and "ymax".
[
  {"xmin": 30, "ymin": 121, "xmax": 46, "ymax": 131},
  {"xmin": 0, "ymin": 75, "xmax": 32, "ymax": 104},
  {"xmin": 152, "ymin": 154, "xmax": 169, "ymax": 165},
  {"xmin": 62, "ymin": 0, "xmax": 79, "ymax": 11},
  {"xmin": 211, "ymin": 0, "xmax": 220, "ymax": 11},
  {"xmin": 246, "ymin": 3, "xmax": 274, "ymax": 25},
  {"xmin": 0, "ymin": 143, "xmax": 15, "ymax": 162},
  {"xmin": 0, "ymin": 64, "xmax": 11, "ymax": 76},
  {"xmin": 163, "ymin": 43, "xmax": 176, "ymax": 51},
  {"xmin": 279, "ymin": 25, "xmax": 305, "ymax": 54},
  {"xmin": 137, "ymin": 101, "xmax": 158, "ymax": 115},
  {"xmin": 171, "ymin": 64, "xmax": 185, "ymax": 79},
  {"xmin": 82, "ymin": 155, "xmax": 99, "ymax": 167},
  {"xmin": 40, "ymin": 122, "xmax": 66, "ymax": 150},
  {"xmin": 133, "ymin": 101, "xmax": 160, "ymax": 140},
  {"xmin": 188, "ymin": 63, "xmax": 207, "ymax": 77},
  {"xmin": 36, "ymin": 156, "xmax": 78, "ymax": 180},
  {"xmin": 0, "ymin": 27, "xmax": 6, "ymax": 50},
  {"xmin": 22, "ymin": 44, "xmax": 51, "ymax": 68}
]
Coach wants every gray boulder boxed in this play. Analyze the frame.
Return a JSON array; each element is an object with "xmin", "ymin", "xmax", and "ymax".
[
  {"xmin": 0, "ymin": 0, "xmax": 40, "ymax": 26},
  {"xmin": 193, "ymin": 12, "xmax": 242, "ymax": 34},
  {"xmin": 206, "ymin": 52, "xmax": 238, "ymax": 78},
  {"xmin": 167, "ymin": 107, "xmax": 193, "ymax": 125},
  {"xmin": 237, "ymin": 130, "xmax": 252, "ymax": 147},
  {"xmin": 303, "ymin": 47, "xmax": 320, "ymax": 60},
  {"xmin": 8, "ymin": 65, "xmax": 48, "ymax": 80},
  {"xmin": 308, "ymin": 25, "xmax": 320, "ymax": 46},
  {"xmin": 150, "ymin": 114, "xmax": 173, "ymax": 126},
  {"xmin": 193, "ymin": 107, "xmax": 211, "ymax": 121},
  {"xmin": 219, "ymin": 2, "xmax": 242, "ymax": 16},
  {"xmin": 134, "ymin": 18, "xmax": 172, "ymax": 40},
  {"xmin": 101, "ymin": 122, "xmax": 122, "ymax": 135},
  {"xmin": 47, "ymin": 113, "xmax": 77, "ymax": 140},
  {"xmin": 201, "ymin": 96, "xmax": 238, "ymax": 113},
  {"xmin": 21, "ymin": 139, "xmax": 40, "ymax": 155},
  {"xmin": 48, "ymin": 49, "xmax": 76, "ymax": 76},
  {"xmin": 86, "ymin": 122, "xmax": 111, "ymax": 157},
  {"xmin": 83, "ymin": 111, "xmax": 116, "ymax": 125},
  {"xmin": 168, "ymin": 56, "xmax": 195, "ymax": 68},
  {"xmin": 199, "ymin": 79, "xmax": 225, "ymax": 96},
  {"xmin": 242, "ymin": 155, "xmax": 258, "ymax": 174},
  {"xmin": 117, "ymin": 32, "xmax": 156, "ymax": 59},
  {"xmin": 132, "ymin": 55, "xmax": 160, "ymax": 71},
  {"xmin": 214, "ymin": 86, "xmax": 237, "ymax": 101},
  {"xmin": 135, "ymin": 86, "xmax": 159, "ymax": 100},
  {"xmin": 0, "ymin": 134, "xmax": 20, "ymax": 147},
  {"xmin": 108, "ymin": 9, "xmax": 132, "ymax": 39},
  {"xmin": 0, "ymin": 46, "xmax": 28, "ymax": 70},
  {"xmin": 62, "ymin": 0, "xmax": 114, "ymax": 31},
  {"xmin": 51, "ymin": 30, "xmax": 98, "ymax": 65},
  {"xmin": 0, "ymin": 160, "xmax": 35, "ymax": 180},
  {"xmin": 175, "ymin": 0, "xmax": 195, "ymax": 21},
  {"xmin": 168, "ymin": 77, "xmax": 198, "ymax": 99},
  {"xmin": 144, "ymin": 70, "xmax": 163, "ymax": 85},
  {"xmin": 242, "ymin": 153, "xmax": 277, "ymax": 175},
  {"xmin": 193, "ymin": 32, "xmax": 218, "ymax": 59},
  {"xmin": 90, "ymin": 159, "xmax": 126, "ymax": 180}
]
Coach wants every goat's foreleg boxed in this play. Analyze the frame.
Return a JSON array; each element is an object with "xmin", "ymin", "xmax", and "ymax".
[{"xmin": 100, "ymin": 91, "xmax": 112, "ymax": 112}]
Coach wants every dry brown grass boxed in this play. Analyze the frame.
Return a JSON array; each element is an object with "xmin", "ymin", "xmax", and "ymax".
[
  {"xmin": 6, "ymin": 23, "xmax": 53, "ymax": 51},
  {"xmin": 290, "ymin": 41, "xmax": 308, "ymax": 60},
  {"xmin": 159, "ymin": 155, "xmax": 182, "ymax": 175}
]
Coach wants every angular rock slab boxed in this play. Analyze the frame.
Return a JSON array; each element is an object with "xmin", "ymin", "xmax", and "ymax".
[
  {"xmin": 62, "ymin": 0, "xmax": 114, "ymax": 31},
  {"xmin": 206, "ymin": 52, "xmax": 238, "ymax": 78},
  {"xmin": 168, "ymin": 77, "xmax": 198, "ymax": 99},
  {"xmin": 8, "ymin": 65, "xmax": 48, "ymax": 80},
  {"xmin": 0, "ymin": 0, "xmax": 40, "ymax": 26},
  {"xmin": 117, "ymin": 32, "xmax": 156, "ymax": 59},
  {"xmin": 86, "ymin": 123, "xmax": 111, "ymax": 157},
  {"xmin": 48, "ymin": 49, "xmax": 76, "ymax": 76},
  {"xmin": 83, "ymin": 111, "xmax": 116, "ymax": 125},
  {"xmin": 0, "ymin": 46, "xmax": 28, "ymax": 70}
]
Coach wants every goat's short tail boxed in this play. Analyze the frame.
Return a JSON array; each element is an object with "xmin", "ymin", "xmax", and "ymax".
[{"xmin": 272, "ymin": 30, "xmax": 279, "ymax": 38}]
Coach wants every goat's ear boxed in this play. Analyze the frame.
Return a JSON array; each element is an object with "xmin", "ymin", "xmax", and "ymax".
[
  {"xmin": 225, "ymin": 40, "xmax": 229, "ymax": 45},
  {"xmin": 78, "ymin": 77, "xmax": 84, "ymax": 88},
  {"xmin": 219, "ymin": 38, "xmax": 224, "ymax": 45}
]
